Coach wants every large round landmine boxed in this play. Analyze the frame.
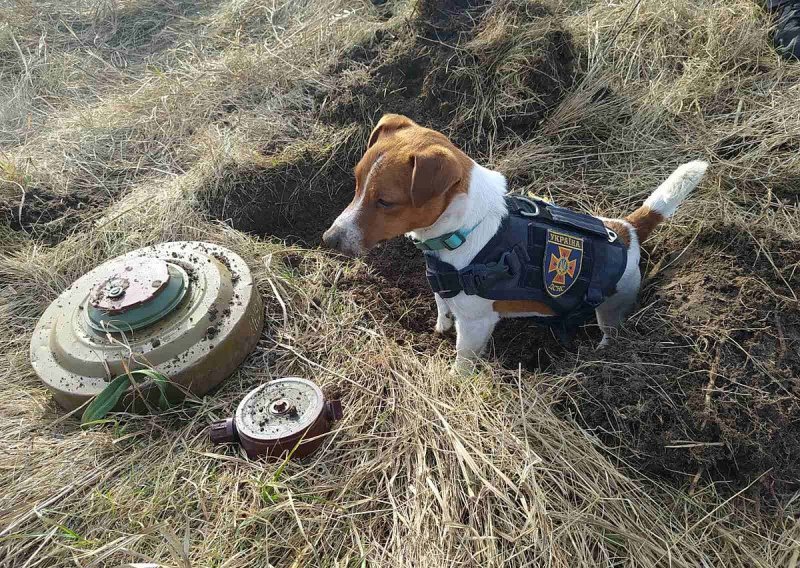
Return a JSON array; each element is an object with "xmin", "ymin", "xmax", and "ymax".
[
  {"xmin": 30, "ymin": 242, "xmax": 264, "ymax": 412},
  {"xmin": 210, "ymin": 378, "xmax": 343, "ymax": 459}
]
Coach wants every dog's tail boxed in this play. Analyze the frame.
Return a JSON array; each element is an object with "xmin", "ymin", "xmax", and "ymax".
[{"xmin": 626, "ymin": 160, "xmax": 709, "ymax": 242}]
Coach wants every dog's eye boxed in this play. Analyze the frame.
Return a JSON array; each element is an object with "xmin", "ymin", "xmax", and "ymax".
[{"xmin": 376, "ymin": 199, "xmax": 394, "ymax": 209}]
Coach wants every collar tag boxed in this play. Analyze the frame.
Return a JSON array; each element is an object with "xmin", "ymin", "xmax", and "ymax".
[
  {"xmin": 442, "ymin": 232, "xmax": 466, "ymax": 250},
  {"xmin": 414, "ymin": 230, "xmax": 466, "ymax": 251},
  {"xmin": 412, "ymin": 219, "xmax": 484, "ymax": 251}
]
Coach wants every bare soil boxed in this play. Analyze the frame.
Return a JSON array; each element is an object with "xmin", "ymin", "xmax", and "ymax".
[
  {"xmin": 201, "ymin": 0, "xmax": 574, "ymax": 241},
  {"xmin": 1, "ymin": 184, "xmax": 110, "ymax": 244},
  {"xmin": 321, "ymin": 0, "xmax": 574, "ymax": 151},
  {"xmin": 564, "ymin": 222, "xmax": 800, "ymax": 504}
]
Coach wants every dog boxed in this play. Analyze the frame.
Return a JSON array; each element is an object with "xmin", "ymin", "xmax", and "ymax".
[{"xmin": 323, "ymin": 114, "xmax": 708, "ymax": 371}]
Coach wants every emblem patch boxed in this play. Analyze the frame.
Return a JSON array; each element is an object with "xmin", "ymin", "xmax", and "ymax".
[{"xmin": 544, "ymin": 229, "xmax": 583, "ymax": 298}]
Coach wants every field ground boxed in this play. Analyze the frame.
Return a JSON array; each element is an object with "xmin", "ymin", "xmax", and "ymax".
[{"xmin": 2, "ymin": 0, "xmax": 800, "ymax": 566}]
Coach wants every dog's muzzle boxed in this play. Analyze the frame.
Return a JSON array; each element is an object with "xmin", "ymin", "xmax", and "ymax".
[{"xmin": 322, "ymin": 224, "xmax": 364, "ymax": 257}]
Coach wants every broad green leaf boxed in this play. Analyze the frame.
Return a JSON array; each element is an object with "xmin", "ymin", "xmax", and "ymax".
[
  {"xmin": 81, "ymin": 369, "xmax": 175, "ymax": 425},
  {"xmin": 81, "ymin": 374, "xmax": 131, "ymax": 425}
]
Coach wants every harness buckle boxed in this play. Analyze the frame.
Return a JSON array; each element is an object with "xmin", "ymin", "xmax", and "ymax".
[
  {"xmin": 513, "ymin": 196, "xmax": 540, "ymax": 218},
  {"xmin": 606, "ymin": 227, "xmax": 618, "ymax": 243},
  {"xmin": 459, "ymin": 252, "xmax": 516, "ymax": 295}
]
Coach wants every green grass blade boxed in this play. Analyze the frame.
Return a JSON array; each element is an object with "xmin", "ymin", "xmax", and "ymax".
[
  {"xmin": 81, "ymin": 374, "xmax": 132, "ymax": 425},
  {"xmin": 130, "ymin": 369, "xmax": 172, "ymax": 411}
]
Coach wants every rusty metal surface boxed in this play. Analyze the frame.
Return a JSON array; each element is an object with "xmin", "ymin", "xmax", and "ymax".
[
  {"xmin": 211, "ymin": 378, "xmax": 343, "ymax": 460},
  {"xmin": 89, "ymin": 258, "xmax": 170, "ymax": 314},
  {"xmin": 87, "ymin": 263, "xmax": 189, "ymax": 333},
  {"xmin": 236, "ymin": 378, "xmax": 325, "ymax": 440},
  {"xmin": 30, "ymin": 242, "xmax": 264, "ymax": 412}
]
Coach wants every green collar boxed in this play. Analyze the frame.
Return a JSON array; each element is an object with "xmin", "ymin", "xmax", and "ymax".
[{"xmin": 412, "ymin": 221, "xmax": 482, "ymax": 251}]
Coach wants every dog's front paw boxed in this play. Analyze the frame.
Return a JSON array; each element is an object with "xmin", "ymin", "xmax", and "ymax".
[
  {"xmin": 435, "ymin": 313, "xmax": 454, "ymax": 334},
  {"xmin": 452, "ymin": 356, "xmax": 477, "ymax": 376}
]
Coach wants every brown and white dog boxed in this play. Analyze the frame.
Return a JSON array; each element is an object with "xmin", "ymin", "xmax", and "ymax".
[{"xmin": 323, "ymin": 114, "xmax": 708, "ymax": 371}]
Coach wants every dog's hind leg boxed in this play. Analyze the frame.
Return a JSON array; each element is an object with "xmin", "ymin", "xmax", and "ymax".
[
  {"xmin": 595, "ymin": 278, "xmax": 639, "ymax": 347},
  {"xmin": 596, "ymin": 221, "xmax": 642, "ymax": 348}
]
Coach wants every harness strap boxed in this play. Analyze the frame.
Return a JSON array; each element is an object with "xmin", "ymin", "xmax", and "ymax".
[
  {"xmin": 427, "ymin": 252, "xmax": 517, "ymax": 298},
  {"xmin": 584, "ymin": 238, "xmax": 606, "ymax": 307},
  {"xmin": 548, "ymin": 206, "xmax": 609, "ymax": 237}
]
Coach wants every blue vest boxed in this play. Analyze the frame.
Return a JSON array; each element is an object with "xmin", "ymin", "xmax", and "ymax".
[{"xmin": 423, "ymin": 195, "xmax": 628, "ymax": 332}]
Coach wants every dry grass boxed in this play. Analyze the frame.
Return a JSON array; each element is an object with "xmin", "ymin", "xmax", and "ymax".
[{"xmin": 2, "ymin": 0, "xmax": 800, "ymax": 566}]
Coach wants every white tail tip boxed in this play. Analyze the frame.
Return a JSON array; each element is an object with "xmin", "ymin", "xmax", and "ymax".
[{"xmin": 643, "ymin": 160, "xmax": 709, "ymax": 218}]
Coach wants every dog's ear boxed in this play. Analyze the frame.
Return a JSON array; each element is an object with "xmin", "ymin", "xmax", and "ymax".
[
  {"xmin": 367, "ymin": 114, "xmax": 414, "ymax": 149},
  {"xmin": 409, "ymin": 145, "xmax": 462, "ymax": 208}
]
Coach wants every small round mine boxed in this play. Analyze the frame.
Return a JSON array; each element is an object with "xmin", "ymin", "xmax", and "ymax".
[{"xmin": 235, "ymin": 378, "xmax": 324, "ymax": 441}]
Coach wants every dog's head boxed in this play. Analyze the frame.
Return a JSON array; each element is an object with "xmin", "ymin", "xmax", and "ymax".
[{"xmin": 322, "ymin": 114, "xmax": 470, "ymax": 256}]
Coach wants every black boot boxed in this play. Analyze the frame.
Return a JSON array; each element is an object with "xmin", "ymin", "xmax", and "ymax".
[{"xmin": 766, "ymin": 0, "xmax": 800, "ymax": 59}]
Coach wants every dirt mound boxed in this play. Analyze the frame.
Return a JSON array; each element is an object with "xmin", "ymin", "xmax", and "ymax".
[
  {"xmin": 338, "ymin": 239, "xmax": 442, "ymax": 353},
  {"xmin": 336, "ymin": 236, "xmax": 571, "ymax": 372},
  {"xmin": 198, "ymin": 0, "xmax": 578, "ymax": 369},
  {"xmin": 201, "ymin": 0, "xmax": 575, "ymax": 239},
  {"xmin": 321, "ymin": 0, "xmax": 573, "ymax": 152},
  {"xmin": 0, "ymin": 183, "xmax": 109, "ymax": 244},
  {"xmin": 562, "ymin": 221, "xmax": 800, "ymax": 504},
  {"xmin": 200, "ymin": 0, "xmax": 577, "ymax": 364}
]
